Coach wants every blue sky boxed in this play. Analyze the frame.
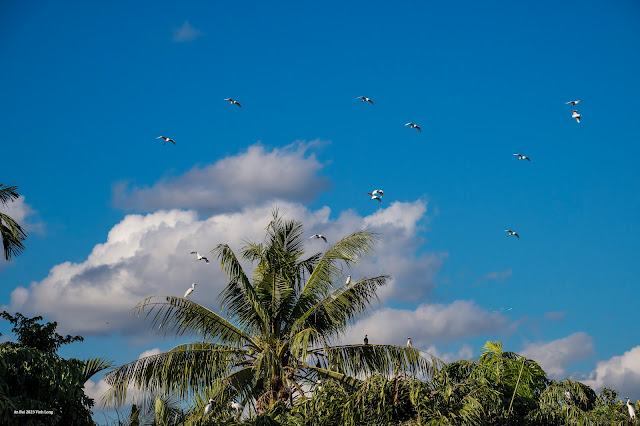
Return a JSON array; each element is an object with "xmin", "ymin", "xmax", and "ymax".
[{"xmin": 2, "ymin": 0, "xmax": 639, "ymax": 416}]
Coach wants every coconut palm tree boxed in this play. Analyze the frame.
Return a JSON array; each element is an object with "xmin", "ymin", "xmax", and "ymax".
[
  {"xmin": 103, "ymin": 209, "xmax": 432, "ymax": 419},
  {"xmin": 0, "ymin": 184, "xmax": 27, "ymax": 260}
]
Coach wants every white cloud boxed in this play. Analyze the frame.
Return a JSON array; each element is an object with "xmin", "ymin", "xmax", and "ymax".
[
  {"xmin": 423, "ymin": 344, "xmax": 475, "ymax": 363},
  {"xmin": 340, "ymin": 301, "xmax": 509, "ymax": 348},
  {"xmin": 581, "ymin": 346, "xmax": 640, "ymax": 397},
  {"xmin": 138, "ymin": 348, "xmax": 163, "ymax": 359},
  {"xmin": 520, "ymin": 332, "xmax": 594, "ymax": 377},
  {"xmin": 1, "ymin": 195, "xmax": 44, "ymax": 235},
  {"xmin": 4, "ymin": 200, "xmax": 443, "ymax": 338},
  {"xmin": 172, "ymin": 21, "xmax": 204, "ymax": 42},
  {"xmin": 113, "ymin": 143, "xmax": 330, "ymax": 213}
]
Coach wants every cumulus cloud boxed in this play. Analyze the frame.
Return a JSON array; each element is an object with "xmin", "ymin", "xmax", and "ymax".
[
  {"xmin": 113, "ymin": 143, "xmax": 330, "ymax": 213},
  {"xmin": 581, "ymin": 346, "xmax": 640, "ymax": 397},
  {"xmin": 172, "ymin": 21, "xmax": 204, "ymax": 42},
  {"xmin": 423, "ymin": 344, "xmax": 475, "ymax": 363},
  {"xmin": 5, "ymin": 200, "xmax": 444, "ymax": 338},
  {"xmin": 340, "ymin": 301, "xmax": 509, "ymax": 348},
  {"xmin": 520, "ymin": 332, "xmax": 594, "ymax": 377}
]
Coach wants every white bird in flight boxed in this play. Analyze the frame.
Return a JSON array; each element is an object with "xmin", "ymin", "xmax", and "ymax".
[
  {"xmin": 224, "ymin": 98, "xmax": 242, "ymax": 108},
  {"xmin": 626, "ymin": 398, "xmax": 636, "ymax": 421},
  {"xmin": 565, "ymin": 100, "xmax": 582, "ymax": 106},
  {"xmin": 407, "ymin": 337, "xmax": 412, "ymax": 348},
  {"xmin": 346, "ymin": 275, "xmax": 351, "ymax": 285},
  {"xmin": 157, "ymin": 136, "xmax": 176, "ymax": 145},
  {"xmin": 371, "ymin": 189, "xmax": 384, "ymax": 197},
  {"xmin": 357, "ymin": 96, "xmax": 374, "ymax": 105},
  {"xmin": 514, "ymin": 153, "xmax": 530, "ymax": 161},
  {"xmin": 505, "ymin": 230, "xmax": 520, "ymax": 239},
  {"xmin": 366, "ymin": 192, "xmax": 382, "ymax": 203},
  {"xmin": 191, "ymin": 251, "xmax": 209, "ymax": 263},
  {"xmin": 204, "ymin": 399, "xmax": 214, "ymax": 416},
  {"xmin": 309, "ymin": 234, "xmax": 327, "ymax": 243},
  {"xmin": 405, "ymin": 122, "xmax": 421, "ymax": 132},
  {"xmin": 184, "ymin": 283, "xmax": 197, "ymax": 298},
  {"xmin": 231, "ymin": 401, "xmax": 244, "ymax": 411},
  {"xmin": 572, "ymin": 110, "xmax": 581, "ymax": 123}
]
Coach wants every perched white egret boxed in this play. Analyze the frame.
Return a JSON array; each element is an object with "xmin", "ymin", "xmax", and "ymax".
[
  {"xmin": 364, "ymin": 334, "xmax": 369, "ymax": 345},
  {"xmin": 405, "ymin": 122, "xmax": 421, "ymax": 132},
  {"xmin": 366, "ymin": 192, "xmax": 383, "ymax": 203},
  {"xmin": 157, "ymin": 136, "xmax": 176, "ymax": 145},
  {"xmin": 505, "ymin": 230, "xmax": 520, "ymax": 239},
  {"xmin": 565, "ymin": 100, "xmax": 582, "ymax": 106},
  {"xmin": 564, "ymin": 390, "xmax": 573, "ymax": 401},
  {"xmin": 309, "ymin": 234, "xmax": 327, "ymax": 242},
  {"xmin": 357, "ymin": 96, "xmax": 374, "ymax": 105},
  {"xmin": 204, "ymin": 399, "xmax": 214, "ymax": 416},
  {"xmin": 190, "ymin": 251, "xmax": 209, "ymax": 263},
  {"xmin": 184, "ymin": 283, "xmax": 197, "ymax": 298},
  {"xmin": 224, "ymin": 98, "xmax": 242, "ymax": 108},
  {"xmin": 626, "ymin": 398, "xmax": 636, "ymax": 421},
  {"xmin": 231, "ymin": 401, "xmax": 244, "ymax": 411},
  {"xmin": 346, "ymin": 275, "xmax": 351, "ymax": 285},
  {"xmin": 572, "ymin": 110, "xmax": 581, "ymax": 123},
  {"xmin": 514, "ymin": 153, "xmax": 530, "ymax": 161},
  {"xmin": 407, "ymin": 337, "xmax": 412, "ymax": 348}
]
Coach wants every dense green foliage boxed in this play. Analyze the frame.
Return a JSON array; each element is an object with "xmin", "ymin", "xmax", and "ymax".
[
  {"xmin": 0, "ymin": 312, "xmax": 113, "ymax": 425},
  {"xmin": 99, "ymin": 211, "xmax": 638, "ymax": 425}
]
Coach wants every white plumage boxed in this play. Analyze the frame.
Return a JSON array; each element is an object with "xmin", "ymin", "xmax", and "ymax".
[
  {"xmin": 184, "ymin": 283, "xmax": 197, "ymax": 298},
  {"xmin": 505, "ymin": 230, "xmax": 520, "ymax": 239},
  {"xmin": 345, "ymin": 275, "xmax": 351, "ymax": 285},
  {"xmin": 231, "ymin": 401, "xmax": 244, "ymax": 411},
  {"xmin": 190, "ymin": 251, "xmax": 209, "ymax": 263},
  {"xmin": 204, "ymin": 399, "xmax": 214, "ymax": 416},
  {"xmin": 626, "ymin": 398, "xmax": 636, "ymax": 421},
  {"xmin": 572, "ymin": 110, "xmax": 581, "ymax": 123},
  {"xmin": 224, "ymin": 98, "xmax": 242, "ymax": 108},
  {"xmin": 407, "ymin": 337, "xmax": 412, "ymax": 348},
  {"xmin": 405, "ymin": 122, "xmax": 421, "ymax": 132},
  {"xmin": 357, "ymin": 96, "xmax": 374, "ymax": 105}
]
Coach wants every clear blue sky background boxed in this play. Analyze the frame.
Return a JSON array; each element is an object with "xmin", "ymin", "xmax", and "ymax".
[{"xmin": 1, "ymin": 0, "xmax": 639, "ymax": 417}]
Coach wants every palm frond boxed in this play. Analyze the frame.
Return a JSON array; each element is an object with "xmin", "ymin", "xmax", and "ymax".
[
  {"xmin": 134, "ymin": 296, "xmax": 255, "ymax": 348},
  {"xmin": 81, "ymin": 356, "xmax": 115, "ymax": 382},
  {"xmin": 103, "ymin": 342, "xmax": 245, "ymax": 409}
]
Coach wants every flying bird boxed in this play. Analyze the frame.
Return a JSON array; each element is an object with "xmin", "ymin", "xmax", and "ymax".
[
  {"xmin": 357, "ymin": 96, "xmax": 374, "ymax": 105},
  {"xmin": 231, "ymin": 401, "xmax": 244, "ymax": 411},
  {"xmin": 346, "ymin": 275, "xmax": 351, "ymax": 285},
  {"xmin": 366, "ymin": 192, "xmax": 383, "ymax": 203},
  {"xmin": 405, "ymin": 122, "xmax": 421, "ymax": 132},
  {"xmin": 565, "ymin": 100, "xmax": 582, "ymax": 106},
  {"xmin": 364, "ymin": 334, "xmax": 369, "ymax": 345},
  {"xmin": 407, "ymin": 337, "xmax": 412, "ymax": 348},
  {"xmin": 514, "ymin": 153, "xmax": 530, "ymax": 161},
  {"xmin": 190, "ymin": 251, "xmax": 209, "ymax": 263},
  {"xmin": 371, "ymin": 189, "xmax": 384, "ymax": 197},
  {"xmin": 184, "ymin": 283, "xmax": 197, "ymax": 298},
  {"xmin": 224, "ymin": 98, "xmax": 242, "ymax": 108},
  {"xmin": 505, "ymin": 230, "xmax": 520, "ymax": 239},
  {"xmin": 204, "ymin": 399, "xmax": 214, "ymax": 416},
  {"xmin": 572, "ymin": 110, "xmax": 581, "ymax": 123},
  {"xmin": 157, "ymin": 136, "xmax": 176, "ymax": 145},
  {"xmin": 309, "ymin": 234, "xmax": 327, "ymax": 243},
  {"xmin": 626, "ymin": 398, "xmax": 636, "ymax": 421}
]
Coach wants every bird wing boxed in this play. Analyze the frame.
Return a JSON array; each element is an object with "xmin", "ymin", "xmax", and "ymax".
[
  {"xmin": 169, "ymin": 139, "xmax": 176, "ymax": 145},
  {"xmin": 375, "ymin": 197, "xmax": 382, "ymax": 203},
  {"xmin": 321, "ymin": 236, "xmax": 327, "ymax": 242},
  {"xmin": 416, "ymin": 126, "xmax": 421, "ymax": 132},
  {"xmin": 576, "ymin": 117, "xmax": 580, "ymax": 123},
  {"xmin": 235, "ymin": 102, "xmax": 242, "ymax": 108},
  {"xmin": 366, "ymin": 192, "xmax": 373, "ymax": 196},
  {"xmin": 190, "ymin": 251, "xmax": 197, "ymax": 254},
  {"xmin": 525, "ymin": 157, "xmax": 530, "ymax": 161},
  {"xmin": 224, "ymin": 98, "xmax": 232, "ymax": 101},
  {"xmin": 514, "ymin": 233, "xmax": 519, "ymax": 238},
  {"xmin": 368, "ymin": 99, "xmax": 374, "ymax": 105},
  {"xmin": 202, "ymin": 257, "xmax": 209, "ymax": 263}
]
